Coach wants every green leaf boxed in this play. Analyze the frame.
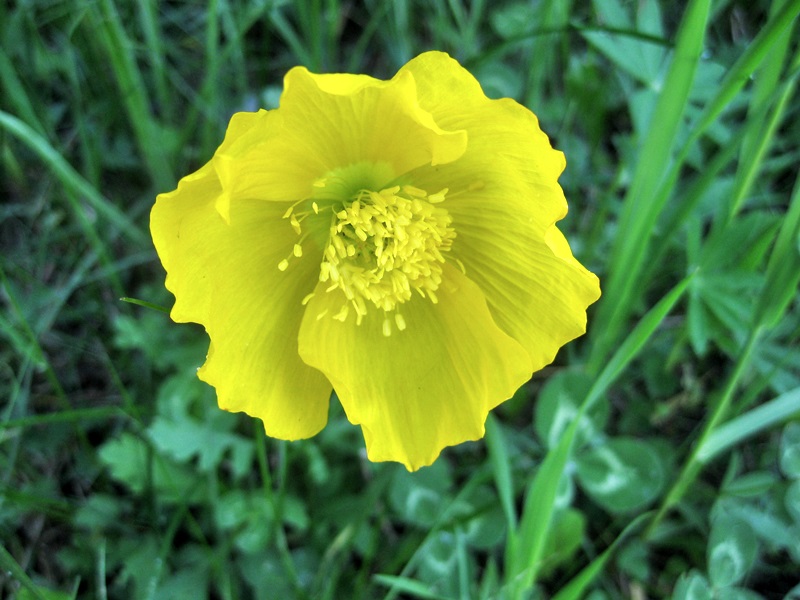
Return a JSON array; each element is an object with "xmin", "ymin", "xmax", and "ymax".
[
  {"xmin": 707, "ymin": 514, "xmax": 758, "ymax": 588},
  {"xmin": 389, "ymin": 460, "xmax": 452, "ymax": 528},
  {"xmin": 417, "ymin": 530, "xmax": 461, "ymax": 591},
  {"xmin": 552, "ymin": 513, "xmax": 650, "ymax": 600},
  {"xmin": 576, "ymin": 437, "xmax": 666, "ymax": 513},
  {"xmin": 540, "ymin": 508, "xmax": 586, "ymax": 577},
  {"xmin": 473, "ymin": 60, "xmax": 524, "ymax": 99},
  {"xmin": 147, "ymin": 413, "xmax": 254, "ymax": 475},
  {"xmin": 723, "ymin": 471, "xmax": 779, "ymax": 498},
  {"xmin": 786, "ymin": 480, "xmax": 800, "ymax": 524},
  {"xmin": 115, "ymin": 535, "xmax": 162, "ymax": 596},
  {"xmin": 373, "ymin": 574, "xmax": 452, "ymax": 600},
  {"xmin": 671, "ymin": 570, "xmax": 713, "ymax": 600},
  {"xmin": 534, "ymin": 370, "xmax": 608, "ymax": 450},
  {"xmin": 698, "ymin": 212, "xmax": 778, "ymax": 270},
  {"xmin": 616, "ymin": 538, "xmax": 650, "ymax": 582},
  {"xmin": 17, "ymin": 588, "xmax": 72, "ymax": 600},
  {"xmin": 583, "ymin": 0, "xmax": 667, "ymax": 88},
  {"xmin": 780, "ymin": 420, "xmax": 800, "ymax": 479},
  {"xmin": 152, "ymin": 565, "xmax": 209, "ymax": 600},
  {"xmin": 714, "ymin": 497, "xmax": 797, "ymax": 556},
  {"xmin": 486, "ymin": 414, "xmax": 517, "ymax": 530},
  {"xmin": 460, "ymin": 486, "xmax": 507, "ymax": 550},
  {"xmin": 490, "ymin": 2, "xmax": 536, "ymax": 39},
  {"xmin": 98, "ymin": 432, "xmax": 199, "ymax": 503},
  {"xmin": 721, "ymin": 589, "xmax": 767, "ymax": 600},
  {"xmin": 73, "ymin": 494, "xmax": 123, "ymax": 532}
]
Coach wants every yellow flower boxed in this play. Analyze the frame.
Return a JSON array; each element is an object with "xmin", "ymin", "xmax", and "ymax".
[{"xmin": 150, "ymin": 51, "xmax": 600, "ymax": 471}]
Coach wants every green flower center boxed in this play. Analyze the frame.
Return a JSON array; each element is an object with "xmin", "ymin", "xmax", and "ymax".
[{"xmin": 280, "ymin": 175, "xmax": 456, "ymax": 336}]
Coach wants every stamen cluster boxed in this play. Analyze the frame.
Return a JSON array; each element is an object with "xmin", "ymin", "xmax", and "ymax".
[{"xmin": 318, "ymin": 185, "xmax": 454, "ymax": 332}]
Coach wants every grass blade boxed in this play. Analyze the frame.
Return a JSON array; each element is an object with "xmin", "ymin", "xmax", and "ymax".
[
  {"xmin": 0, "ymin": 110, "xmax": 147, "ymax": 246},
  {"xmin": 726, "ymin": 0, "xmax": 796, "ymax": 220},
  {"xmin": 92, "ymin": 0, "xmax": 173, "ymax": 189},
  {"xmin": 0, "ymin": 50, "xmax": 49, "ymax": 139},
  {"xmin": 507, "ymin": 274, "xmax": 693, "ymax": 592},
  {"xmin": 0, "ymin": 544, "xmax": 48, "ymax": 600},
  {"xmin": 646, "ymin": 325, "xmax": 763, "ymax": 537},
  {"xmin": 697, "ymin": 386, "xmax": 800, "ymax": 463},
  {"xmin": 137, "ymin": 0, "xmax": 172, "ymax": 124},
  {"xmin": 551, "ymin": 513, "xmax": 650, "ymax": 600},
  {"xmin": 485, "ymin": 414, "xmax": 517, "ymax": 531},
  {"xmin": 687, "ymin": 0, "xmax": 800, "ymax": 150},
  {"xmin": 590, "ymin": 0, "xmax": 800, "ymax": 371},
  {"xmin": 589, "ymin": 0, "xmax": 711, "ymax": 372},
  {"xmin": 751, "ymin": 97, "xmax": 800, "ymax": 329}
]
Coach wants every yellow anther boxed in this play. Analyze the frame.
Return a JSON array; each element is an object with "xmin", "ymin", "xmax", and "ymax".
[
  {"xmin": 427, "ymin": 188, "xmax": 448, "ymax": 203},
  {"xmin": 290, "ymin": 214, "xmax": 302, "ymax": 235},
  {"xmin": 402, "ymin": 185, "xmax": 427, "ymax": 198},
  {"xmin": 317, "ymin": 184, "xmax": 455, "ymax": 328},
  {"xmin": 293, "ymin": 244, "xmax": 303, "ymax": 257},
  {"xmin": 278, "ymin": 259, "xmax": 289, "ymax": 271}
]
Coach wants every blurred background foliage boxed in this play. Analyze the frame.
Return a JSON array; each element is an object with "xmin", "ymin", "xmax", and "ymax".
[{"xmin": 1, "ymin": 0, "xmax": 800, "ymax": 598}]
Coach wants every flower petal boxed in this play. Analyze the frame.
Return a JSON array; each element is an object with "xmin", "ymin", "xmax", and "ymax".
[
  {"xmin": 150, "ymin": 163, "xmax": 332, "ymax": 439},
  {"xmin": 400, "ymin": 52, "xmax": 601, "ymax": 371},
  {"xmin": 212, "ymin": 66, "xmax": 468, "ymax": 219},
  {"xmin": 296, "ymin": 265, "xmax": 532, "ymax": 470}
]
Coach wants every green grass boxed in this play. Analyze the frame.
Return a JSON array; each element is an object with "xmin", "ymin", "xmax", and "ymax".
[{"xmin": 2, "ymin": 1, "xmax": 799, "ymax": 598}]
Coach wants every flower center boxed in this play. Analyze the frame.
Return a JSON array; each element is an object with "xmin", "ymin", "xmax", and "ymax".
[
  {"xmin": 279, "ymin": 181, "xmax": 455, "ymax": 335},
  {"xmin": 319, "ymin": 185, "xmax": 454, "ymax": 332}
]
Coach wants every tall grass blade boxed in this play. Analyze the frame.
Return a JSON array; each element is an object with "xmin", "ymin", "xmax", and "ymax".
[
  {"xmin": 551, "ymin": 513, "xmax": 650, "ymax": 600},
  {"xmin": 0, "ymin": 544, "xmax": 48, "ymax": 600},
  {"xmin": 697, "ymin": 386, "xmax": 800, "ymax": 463},
  {"xmin": 0, "ymin": 51, "xmax": 48, "ymax": 139},
  {"xmin": 726, "ymin": 0, "xmax": 796, "ymax": 220},
  {"xmin": 589, "ymin": 0, "xmax": 711, "ymax": 372},
  {"xmin": 92, "ymin": 0, "xmax": 173, "ymax": 189},
  {"xmin": 750, "ymin": 74, "xmax": 800, "ymax": 329},
  {"xmin": 646, "ymin": 326, "xmax": 763, "ymax": 537},
  {"xmin": 0, "ymin": 407, "xmax": 125, "ymax": 431},
  {"xmin": 525, "ymin": 0, "xmax": 571, "ymax": 108},
  {"xmin": 590, "ymin": 0, "xmax": 800, "ymax": 371},
  {"xmin": 269, "ymin": 8, "xmax": 314, "ymax": 67},
  {"xmin": 137, "ymin": 0, "xmax": 172, "ymax": 123},
  {"xmin": 486, "ymin": 414, "xmax": 517, "ymax": 531},
  {"xmin": 687, "ymin": 0, "xmax": 800, "ymax": 149},
  {"xmin": 507, "ymin": 274, "xmax": 693, "ymax": 592},
  {"xmin": 0, "ymin": 110, "xmax": 147, "ymax": 245}
]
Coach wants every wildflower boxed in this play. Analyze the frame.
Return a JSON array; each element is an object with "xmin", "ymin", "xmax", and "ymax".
[{"xmin": 150, "ymin": 51, "xmax": 600, "ymax": 471}]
